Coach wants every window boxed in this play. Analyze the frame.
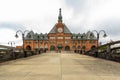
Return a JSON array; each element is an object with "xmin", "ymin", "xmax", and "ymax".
[
  {"xmin": 78, "ymin": 46, "xmax": 80, "ymax": 49},
  {"xmin": 50, "ymin": 37, "xmax": 55, "ymax": 39},
  {"xmin": 35, "ymin": 42, "xmax": 38, "ymax": 44},
  {"xmin": 28, "ymin": 42, "xmax": 31, "ymax": 44},
  {"xmin": 78, "ymin": 41, "xmax": 80, "ymax": 44},
  {"xmin": 50, "ymin": 41, "xmax": 55, "ymax": 44},
  {"xmin": 65, "ymin": 41, "xmax": 69, "ymax": 44},
  {"xmin": 40, "ymin": 42, "xmax": 42, "ymax": 44},
  {"xmin": 89, "ymin": 40, "xmax": 95, "ymax": 44},
  {"xmin": 26, "ymin": 42, "xmax": 31, "ymax": 44},
  {"xmin": 35, "ymin": 45, "xmax": 38, "ymax": 48},
  {"xmin": 57, "ymin": 37, "xmax": 63, "ymax": 39},
  {"xmin": 83, "ymin": 41, "xmax": 86, "ymax": 44},
  {"xmin": 65, "ymin": 37, "xmax": 71, "ymax": 39}
]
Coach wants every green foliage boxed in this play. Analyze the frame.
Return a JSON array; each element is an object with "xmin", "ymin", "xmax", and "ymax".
[{"xmin": 99, "ymin": 45, "xmax": 107, "ymax": 50}]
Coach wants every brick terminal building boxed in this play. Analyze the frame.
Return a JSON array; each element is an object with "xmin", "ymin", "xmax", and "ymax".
[{"xmin": 23, "ymin": 8, "xmax": 98, "ymax": 52}]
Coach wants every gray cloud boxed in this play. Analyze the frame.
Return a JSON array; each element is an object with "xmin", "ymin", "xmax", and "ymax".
[
  {"xmin": 0, "ymin": 0, "xmax": 120, "ymax": 45},
  {"xmin": 0, "ymin": 23, "xmax": 26, "ymax": 31},
  {"xmin": 65, "ymin": 0, "xmax": 87, "ymax": 11},
  {"xmin": 95, "ymin": 19, "xmax": 120, "ymax": 36},
  {"xmin": 64, "ymin": 0, "xmax": 120, "ymax": 42}
]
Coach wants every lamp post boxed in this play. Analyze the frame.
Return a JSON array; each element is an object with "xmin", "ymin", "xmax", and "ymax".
[
  {"xmin": 90, "ymin": 30, "xmax": 107, "ymax": 57},
  {"xmin": 8, "ymin": 41, "xmax": 15, "ymax": 47},
  {"xmin": 37, "ymin": 35, "xmax": 40, "ymax": 54},
  {"xmin": 8, "ymin": 41, "xmax": 15, "ymax": 59},
  {"xmin": 80, "ymin": 35, "xmax": 83, "ymax": 54},
  {"xmin": 72, "ymin": 35, "xmax": 76, "ymax": 53},
  {"xmin": 15, "ymin": 30, "xmax": 29, "ymax": 57},
  {"xmin": 77, "ymin": 34, "xmax": 83, "ymax": 54},
  {"xmin": 91, "ymin": 30, "xmax": 107, "ymax": 47}
]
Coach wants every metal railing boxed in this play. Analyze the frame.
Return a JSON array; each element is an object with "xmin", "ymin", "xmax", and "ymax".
[
  {"xmin": 84, "ymin": 41, "xmax": 120, "ymax": 62},
  {"xmin": 0, "ymin": 49, "xmax": 46, "ymax": 63}
]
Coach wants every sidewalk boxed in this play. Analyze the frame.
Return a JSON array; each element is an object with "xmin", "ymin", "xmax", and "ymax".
[{"xmin": 0, "ymin": 52, "xmax": 120, "ymax": 80}]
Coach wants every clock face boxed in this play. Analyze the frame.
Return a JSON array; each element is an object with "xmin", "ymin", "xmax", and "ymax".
[{"xmin": 58, "ymin": 28, "xmax": 63, "ymax": 33}]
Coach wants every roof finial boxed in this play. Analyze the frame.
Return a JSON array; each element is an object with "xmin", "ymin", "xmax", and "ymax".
[
  {"xmin": 59, "ymin": 8, "xmax": 61, "ymax": 15},
  {"xmin": 58, "ymin": 8, "xmax": 62, "ymax": 22}
]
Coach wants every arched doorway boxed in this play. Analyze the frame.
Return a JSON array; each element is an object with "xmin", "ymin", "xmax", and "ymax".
[
  {"xmin": 77, "ymin": 45, "xmax": 80, "ymax": 49},
  {"xmin": 65, "ymin": 46, "xmax": 70, "ymax": 51},
  {"xmin": 50, "ymin": 45, "xmax": 55, "ymax": 51},
  {"xmin": 82, "ymin": 46, "xmax": 86, "ymax": 49},
  {"xmin": 57, "ymin": 44, "xmax": 63, "ymax": 50},
  {"xmin": 26, "ymin": 45, "xmax": 31, "ymax": 50},
  {"xmin": 82, "ymin": 46, "xmax": 86, "ymax": 53},
  {"xmin": 91, "ymin": 45, "xmax": 96, "ymax": 50}
]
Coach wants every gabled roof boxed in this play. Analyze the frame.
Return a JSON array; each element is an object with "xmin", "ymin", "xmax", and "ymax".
[
  {"xmin": 49, "ymin": 23, "xmax": 71, "ymax": 34},
  {"xmin": 25, "ymin": 32, "xmax": 48, "ymax": 40},
  {"xmin": 49, "ymin": 24, "xmax": 57, "ymax": 33},
  {"xmin": 71, "ymin": 31, "xmax": 97, "ymax": 40},
  {"xmin": 64, "ymin": 24, "xmax": 71, "ymax": 33},
  {"xmin": 25, "ymin": 30, "xmax": 34, "ymax": 39},
  {"xmin": 86, "ymin": 31, "xmax": 96, "ymax": 40}
]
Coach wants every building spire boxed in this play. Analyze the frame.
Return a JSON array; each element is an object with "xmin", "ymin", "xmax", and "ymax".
[{"xmin": 58, "ymin": 8, "xmax": 62, "ymax": 22}]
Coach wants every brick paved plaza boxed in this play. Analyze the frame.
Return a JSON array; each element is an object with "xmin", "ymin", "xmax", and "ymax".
[{"xmin": 0, "ymin": 52, "xmax": 120, "ymax": 80}]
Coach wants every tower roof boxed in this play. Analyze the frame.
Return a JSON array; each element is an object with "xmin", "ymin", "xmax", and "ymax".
[{"xmin": 49, "ymin": 23, "xmax": 71, "ymax": 34}]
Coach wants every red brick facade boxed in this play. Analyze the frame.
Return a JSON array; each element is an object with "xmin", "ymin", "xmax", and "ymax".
[{"xmin": 23, "ymin": 9, "xmax": 98, "ymax": 52}]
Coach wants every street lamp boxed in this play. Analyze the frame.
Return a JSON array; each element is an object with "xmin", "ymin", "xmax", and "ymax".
[
  {"xmin": 76, "ymin": 34, "xmax": 84, "ymax": 54},
  {"xmin": 90, "ymin": 30, "xmax": 107, "ymax": 47},
  {"xmin": 80, "ymin": 35, "xmax": 84, "ymax": 54},
  {"xmin": 8, "ymin": 41, "xmax": 15, "ymax": 59},
  {"xmin": 90, "ymin": 30, "xmax": 107, "ymax": 57},
  {"xmin": 8, "ymin": 41, "xmax": 15, "ymax": 47},
  {"xmin": 15, "ymin": 30, "xmax": 29, "ymax": 57}
]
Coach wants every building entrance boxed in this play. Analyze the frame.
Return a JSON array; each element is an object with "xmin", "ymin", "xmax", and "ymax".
[
  {"xmin": 65, "ymin": 46, "xmax": 70, "ymax": 51},
  {"xmin": 26, "ymin": 45, "xmax": 31, "ymax": 50},
  {"xmin": 50, "ymin": 46, "xmax": 55, "ymax": 51},
  {"xmin": 57, "ymin": 45, "xmax": 63, "ymax": 52}
]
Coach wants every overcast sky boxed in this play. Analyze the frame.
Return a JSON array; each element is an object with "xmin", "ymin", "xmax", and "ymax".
[{"xmin": 0, "ymin": 0, "xmax": 120, "ymax": 46}]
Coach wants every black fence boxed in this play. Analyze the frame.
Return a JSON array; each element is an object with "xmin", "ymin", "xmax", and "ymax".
[
  {"xmin": 74, "ymin": 47, "xmax": 120, "ymax": 62},
  {"xmin": 0, "ymin": 49, "xmax": 47, "ymax": 63}
]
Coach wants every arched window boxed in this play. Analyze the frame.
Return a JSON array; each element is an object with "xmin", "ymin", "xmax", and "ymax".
[
  {"xmin": 91, "ymin": 45, "xmax": 96, "ymax": 50},
  {"xmin": 26, "ymin": 45, "xmax": 31, "ymax": 50},
  {"xmin": 82, "ymin": 46, "xmax": 86, "ymax": 49},
  {"xmin": 65, "ymin": 46, "xmax": 70, "ymax": 51}
]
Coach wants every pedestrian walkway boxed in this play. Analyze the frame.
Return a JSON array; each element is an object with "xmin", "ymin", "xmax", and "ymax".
[{"xmin": 0, "ymin": 52, "xmax": 120, "ymax": 80}]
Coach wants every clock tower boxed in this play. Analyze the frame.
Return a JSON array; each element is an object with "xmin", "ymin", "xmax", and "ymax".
[
  {"xmin": 56, "ymin": 8, "xmax": 64, "ymax": 34},
  {"xmin": 48, "ymin": 8, "xmax": 72, "ymax": 51}
]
